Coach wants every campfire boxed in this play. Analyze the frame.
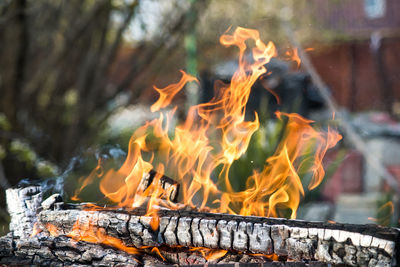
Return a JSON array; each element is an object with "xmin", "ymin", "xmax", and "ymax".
[{"xmin": 1, "ymin": 27, "xmax": 399, "ymax": 267}]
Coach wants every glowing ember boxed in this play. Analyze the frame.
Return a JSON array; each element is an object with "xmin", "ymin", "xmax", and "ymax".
[
  {"xmin": 73, "ymin": 26, "xmax": 341, "ymax": 222},
  {"xmin": 189, "ymin": 247, "xmax": 228, "ymax": 261}
]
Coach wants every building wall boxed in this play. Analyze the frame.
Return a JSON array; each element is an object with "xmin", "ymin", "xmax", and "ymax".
[
  {"xmin": 313, "ymin": 0, "xmax": 400, "ymax": 36},
  {"xmin": 310, "ymin": 37, "xmax": 400, "ymax": 111}
]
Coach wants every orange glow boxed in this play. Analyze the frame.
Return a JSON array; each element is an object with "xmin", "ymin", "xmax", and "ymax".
[
  {"xmin": 72, "ymin": 26, "xmax": 341, "ymax": 223},
  {"xmin": 151, "ymin": 70, "xmax": 199, "ymax": 112},
  {"xmin": 61, "ymin": 220, "xmax": 140, "ymax": 255},
  {"xmin": 151, "ymin": 247, "xmax": 166, "ymax": 261},
  {"xmin": 30, "ymin": 223, "xmax": 42, "ymax": 237},
  {"xmin": 368, "ymin": 201, "xmax": 394, "ymax": 226},
  {"xmin": 46, "ymin": 223, "xmax": 60, "ymax": 236},
  {"xmin": 190, "ymin": 247, "xmax": 228, "ymax": 261},
  {"xmin": 285, "ymin": 48, "xmax": 301, "ymax": 68},
  {"xmin": 249, "ymin": 253, "xmax": 279, "ymax": 261}
]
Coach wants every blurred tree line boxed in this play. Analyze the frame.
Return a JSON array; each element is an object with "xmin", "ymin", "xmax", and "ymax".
[{"xmin": 0, "ymin": 0, "xmax": 208, "ymax": 187}]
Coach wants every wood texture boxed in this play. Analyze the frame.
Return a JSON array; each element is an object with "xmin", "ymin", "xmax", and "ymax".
[
  {"xmin": 136, "ymin": 170, "xmax": 180, "ymax": 202},
  {"xmin": 5, "ymin": 185, "xmax": 42, "ymax": 238},
  {"xmin": 37, "ymin": 206, "xmax": 399, "ymax": 266},
  {"xmin": 2, "ymin": 187, "xmax": 400, "ymax": 266}
]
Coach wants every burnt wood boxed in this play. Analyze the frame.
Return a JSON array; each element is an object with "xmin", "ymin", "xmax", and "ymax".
[
  {"xmin": 2, "ymin": 186, "xmax": 400, "ymax": 266},
  {"xmin": 0, "ymin": 234, "xmax": 329, "ymax": 266},
  {"xmin": 5, "ymin": 185, "xmax": 42, "ymax": 238},
  {"xmin": 137, "ymin": 170, "xmax": 180, "ymax": 202},
  {"xmin": 37, "ymin": 204, "xmax": 399, "ymax": 266}
]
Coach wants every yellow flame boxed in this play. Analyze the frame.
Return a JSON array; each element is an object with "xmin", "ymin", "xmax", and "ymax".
[{"xmin": 73, "ymin": 27, "xmax": 341, "ymax": 221}]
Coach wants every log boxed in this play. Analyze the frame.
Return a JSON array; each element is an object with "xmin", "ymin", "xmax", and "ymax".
[
  {"xmin": 0, "ymin": 233, "xmax": 328, "ymax": 266},
  {"xmin": 5, "ymin": 185, "xmax": 43, "ymax": 238},
  {"xmin": 36, "ymin": 204, "xmax": 400, "ymax": 267},
  {"xmin": 3, "ymin": 186, "xmax": 400, "ymax": 266},
  {"xmin": 0, "ymin": 234, "xmax": 140, "ymax": 266},
  {"xmin": 137, "ymin": 170, "xmax": 180, "ymax": 203},
  {"xmin": 1, "ymin": 187, "xmax": 303, "ymax": 266}
]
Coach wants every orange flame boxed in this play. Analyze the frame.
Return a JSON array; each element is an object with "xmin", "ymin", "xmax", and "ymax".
[
  {"xmin": 46, "ymin": 223, "xmax": 60, "ymax": 236},
  {"xmin": 73, "ymin": 27, "xmax": 341, "ymax": 221},
  {"xmin": 285, "ymin": 48, "xmax": 301, "ymax": 68},
  {"xmin": 63, "ymin": 220, "xmax": 140, "ymax": 255},
  {"xmin": 30, "ymin": 222, "xmax": 42, "ymax": 237},
  {"xmin": 151, "ymin": 70, "xmax": 199, "ymax": 112},
  {"xmin": 190, "ymin": 247, "xmax": 228, "ymax": 261},
  {"xmin": 368, "ymin": 201, "xmax": 394, "ymax": 226}
]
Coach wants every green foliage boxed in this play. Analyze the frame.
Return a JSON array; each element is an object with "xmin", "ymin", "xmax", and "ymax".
[
  {"xmin": 9, "ymin": 140, "xmax": 38, "ymax": 168},
  {"xmin": 375, "ymin": 193, "xmax": 395, "ymax": 227},
  {"xmin": 8, "ymin": 139, "xmax": 59, "ymax": 178},
  {"xmin": 228, "ymin": 120, "xmax": 285, "ymax": 192},
  {"xmin": 0, "ymin": 113, "xmax": 11, "ymax": 131}
]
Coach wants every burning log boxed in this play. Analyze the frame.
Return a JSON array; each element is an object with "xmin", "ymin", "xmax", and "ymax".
[
  {"xmin": 1, "ymin": 186, "xmax": 400, "ymax": 266},
  {"xmin": 0, "ymin": 26, "xmax": 396, "ymax": 266},
  {"xmin": 137, "ymin": 170, "xmax": 180, "ymax": 202},
  {"xmin": 36, "ymin": 205, "xmax": 399, "ymax": 266},
  {"xmin": 0, "ymin": 234, "xmax": 141, "ymax": 266}
]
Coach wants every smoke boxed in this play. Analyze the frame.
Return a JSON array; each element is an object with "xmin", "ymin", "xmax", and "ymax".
[{"xmin": 18, "ymin": 145, "xmax": 127, "ymax": 200}]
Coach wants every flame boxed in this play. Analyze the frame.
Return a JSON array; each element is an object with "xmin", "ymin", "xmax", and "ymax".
[
  {"xmin": 285, "ymin": 48, "xmax": 301, "ymax": 68},
  {"xmin": 151, "ymin": 70, "xmax": 199, "ymax": 112},
  {"xmin": 57, "ymin": 219, "xmax": 140, "ymax": 255},
  {"xmin": 45, "ymin": 223, "xmax": 60, "ymax": 236},
  {"xmin": 190, "ymin": 247, "xmax": 228, "ymax": 261},
  {"xmin": 73, "ymin": 27, "xmax": 341, "ymax": 222},
  {"xmin": 249, "ymin": 253, "xmax": 279, "ymax": 261},
  {"xmin": 368, "ymin": 201, "xmax": 394, "ymax": 226},
  {"xmin": 150, "ymin": 247, "xmax": 167, "ymax": 261},
  {"xmin": 30, "ymin": 222, "xmax": 42, "ymax": 237}
]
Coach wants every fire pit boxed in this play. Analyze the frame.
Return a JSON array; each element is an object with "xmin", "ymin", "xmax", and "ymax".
[{"xmin": 1, "ymin": 27, "xmax": 396, "ymax": 266}]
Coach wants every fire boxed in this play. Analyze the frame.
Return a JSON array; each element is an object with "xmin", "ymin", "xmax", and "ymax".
[
  {"xmin": 53, "ymin": 219, "xmax": 141, "ymax": 256},
  {"xmin": 189, "ymin": 247, "xmax": 228, "ymax": 261},
  {"xmin": 368, "ymin": 201, "xmax": 394, "ymax": 226},
  {"xmin": 285, "ymin": 48, "xmax": 301, "ymax": 68},
  {"xmin": 30, "ymin": 222, "xmax": 42, "ymax": 237},
  {"xmin": 73, "ymin": 27, "xmax": 341, "ymax": 222}
]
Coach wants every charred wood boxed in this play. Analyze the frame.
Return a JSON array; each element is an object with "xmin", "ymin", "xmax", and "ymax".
[
  {"xmin": 36, "ymin": 205, "xmax": 399, "ymax": 266},
  {"xmin": 136, "ymin": 170, "xmax": 180, "ymax": 202},
  {"xmin": 5, "ymin": 185, "xmax": 42, "ymax": 238},
  {"xmin": 2, "ymin": 187, "xmax": 400, "ymax": 266}
]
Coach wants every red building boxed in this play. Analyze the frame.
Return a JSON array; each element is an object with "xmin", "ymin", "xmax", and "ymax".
[{"xmin": 309, "ymin": 0, "xmax": 400, "ymax": 112}]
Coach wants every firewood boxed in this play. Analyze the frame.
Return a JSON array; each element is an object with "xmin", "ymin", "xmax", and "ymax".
[
  {"xmin": 0, "ymin": 234, "xmax": 140, "ymax": 266},
  {"xmin": 36, "ymin": 205, "xmax": 399, "ymax": 266},
  {"xmin": 137, "ymin": 170, "xmax": 180, "ymax": 202},
  {"xmin": 3, "ymin": 186, "xmax": 400, "ymax": 266},
  {"xmin": 5, "ymin": 185, "xmax": 42, "ymax": 238},
  {"xmin": 0, "ymin": 233, "xmax": 329, "ymax": 266}
]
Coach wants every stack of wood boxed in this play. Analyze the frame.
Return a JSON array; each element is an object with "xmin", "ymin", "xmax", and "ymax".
[{"xmin": 1, "ymin": 173, "xmax": 399, "ymax": 266}]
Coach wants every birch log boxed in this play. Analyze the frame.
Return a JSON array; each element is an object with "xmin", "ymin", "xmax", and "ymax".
[
  {"xmin": 6, "ymin": 185, "xmax": 42, "ymax": 238},
  {"xmin": 37, "ymin": 205, "xmax": 399, "ymax": 267}
]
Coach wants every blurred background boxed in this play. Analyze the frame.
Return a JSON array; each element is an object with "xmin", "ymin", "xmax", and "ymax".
[{"xmin": 1, "ymin": 0, "xmax": 400, "ymax": 234}]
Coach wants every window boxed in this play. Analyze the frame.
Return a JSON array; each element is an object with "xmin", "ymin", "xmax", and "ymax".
[{"xmin": 364, "ymin": 0, "xmax": 386, "ymax": 19}]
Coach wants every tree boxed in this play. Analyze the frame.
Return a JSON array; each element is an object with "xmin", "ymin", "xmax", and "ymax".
[{"xmin": 0, "ymin": 0, "xmax": 207, "ymax": 187}]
